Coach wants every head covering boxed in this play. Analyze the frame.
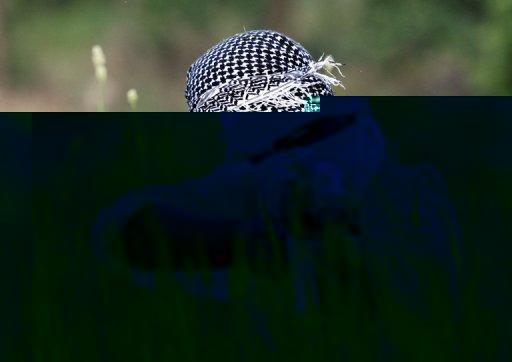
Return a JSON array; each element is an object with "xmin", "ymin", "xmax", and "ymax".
[{"xmin": 185, "ymin": 30, "xmax": 343, "ymax": 112}]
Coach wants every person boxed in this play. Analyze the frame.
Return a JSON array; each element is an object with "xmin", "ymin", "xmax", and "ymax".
[{"xmin": 92, "ymin": 98, "xmax": 460, "ymax": 319}]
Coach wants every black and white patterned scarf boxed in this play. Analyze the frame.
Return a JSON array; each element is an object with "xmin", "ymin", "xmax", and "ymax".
[{"xmin": 185, "ymin": 30, "xmax": 344, "ymax": 112}]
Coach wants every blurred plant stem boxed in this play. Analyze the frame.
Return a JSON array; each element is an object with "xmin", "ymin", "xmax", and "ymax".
[
  {"xmin": 98, "ymin": 82, "xmax": 106, "ymax": 112},
  {"xmin": 127, "ymin": 89, "xmax": 138, "ymax": 112},
  {"xmin": 491, "ymin": 0, "xmax": 512, "ymax": 93},
  {"xmin": 92, "ymin": 45, "xmax": 108, "ymax": 111},
  {"xmin": 476, "ymin": 0, "xmax": 512, "ymax": 94},
  {"xmin": 0, "ymin": 1, "xmax": 9, "ymax": 86}
]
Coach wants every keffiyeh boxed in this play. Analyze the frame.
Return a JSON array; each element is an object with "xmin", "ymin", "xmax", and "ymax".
[{"xmin": 185, "ymin": 30, "xmax": 344, "ymax": 112}]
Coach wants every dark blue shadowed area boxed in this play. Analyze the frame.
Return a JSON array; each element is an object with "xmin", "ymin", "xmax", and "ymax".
[
  {"xmin": 91, "ymin": 99, "xmax": 459, "ymax": 317},
  {"xmin": 1, "ymin": 114, "xmax": 32, "ymax": 362},
  {"xmin": 28, "ymin": 98, "xmax": 512, "ymax": 361}
]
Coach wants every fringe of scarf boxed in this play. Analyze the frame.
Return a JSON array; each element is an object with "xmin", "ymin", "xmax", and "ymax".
[{"xmin": 195, "ymin": 55, "xmax": 345, "ymax": 112}]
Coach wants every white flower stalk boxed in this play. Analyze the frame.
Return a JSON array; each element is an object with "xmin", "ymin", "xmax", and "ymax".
[
  {"xmin": 127, "ymin": 89, "xmax": 138, "ymax": 111},
  {"xmin": 95, "ymin": 64, "xmax": 108, "ymax": 83},
  {"xmin": 92, "ymin": 45, "xmax": 106, "ymax": 67},
  {"xmin": 91, "ymin": 45, "xmax": 108, "ymax": 112}
]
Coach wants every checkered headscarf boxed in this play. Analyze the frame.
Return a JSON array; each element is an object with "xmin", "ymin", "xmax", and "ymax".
[{"xmin": 185, "ymin": 30, "xmax": 344, "ymax": 112}]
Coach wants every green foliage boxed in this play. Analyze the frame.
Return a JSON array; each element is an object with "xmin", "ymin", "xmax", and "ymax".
[{"xmin": 1, "ymin": 0, "xmax": 510, "ymax": 110}]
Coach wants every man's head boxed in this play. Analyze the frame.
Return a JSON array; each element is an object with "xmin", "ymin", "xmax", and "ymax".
[{"xmin": 185, "ymin": 30, "xmax": 343, "ymax": 112}]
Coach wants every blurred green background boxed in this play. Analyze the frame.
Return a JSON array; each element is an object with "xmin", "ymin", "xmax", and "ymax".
[{"xmin": 1, "ymin": 0, "xmax": 511, "ymax": 111}]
